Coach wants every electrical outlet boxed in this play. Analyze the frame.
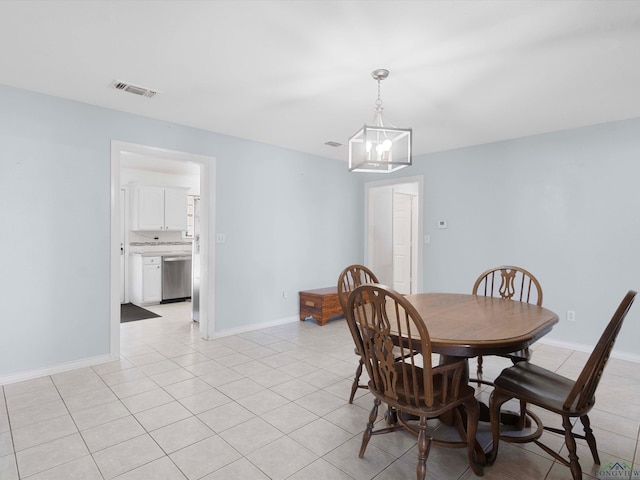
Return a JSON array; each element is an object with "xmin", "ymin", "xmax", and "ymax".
[
  {"xmin": 567, "ymin": 310, "xmax": 576, "ymax": 322},
  {"xmin": 282, "ymin": 291, "xmax": 288, "ymax": 301}
]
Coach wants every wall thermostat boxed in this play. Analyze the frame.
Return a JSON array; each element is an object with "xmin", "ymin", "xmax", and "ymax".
[{"xmin": 438, "ymin": 220, "xmax": 447, "ymax": 229}]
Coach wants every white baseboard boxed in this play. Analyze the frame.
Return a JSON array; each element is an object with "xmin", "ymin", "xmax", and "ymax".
[
  {"xmin": 0, "ymin": 353, "xmax": 117, "ymax": 387},
  {"xmin": 212, "ymin": 315, "xmax": 300, "ymax": 339},
  {"xmin": 538, "ymin": 337, "xmax": 640, "ymax": 363}
]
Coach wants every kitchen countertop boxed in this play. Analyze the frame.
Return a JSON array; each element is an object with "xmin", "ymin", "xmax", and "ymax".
[{"xmin": 130, "ymin": 251, "xmax": 191, "ymax": 257}]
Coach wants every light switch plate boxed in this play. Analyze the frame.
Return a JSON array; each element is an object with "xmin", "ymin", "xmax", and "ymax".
[{"xmin": 216, "ymin": 234, "xmax": 226, "ymax": 244}]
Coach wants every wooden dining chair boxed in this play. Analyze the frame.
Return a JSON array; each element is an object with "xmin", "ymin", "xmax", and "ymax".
[
  {"xmin": 337, "ymin": 264, "xmax": 379, "ymax": 403},
  {"xmin": 488, "ymin": 290, "xmax": 636, "ymax": 480},
  {"xmin": 471, "ymin": 265, "xmax": 543, "ymax": 384},
  {"xmin": 346, "ymin": 283, "xmax": 484, "ymax": 479}
]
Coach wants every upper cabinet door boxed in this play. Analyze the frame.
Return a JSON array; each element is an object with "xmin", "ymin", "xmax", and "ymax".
[
  {"xmin": 135, "ymin": 186, "xmax": 165, "ymax": 230},
  {"xmin": 131, "ymin": 185, "xmax": 189, "ymax": 231},
  {"xmin": 164, "ymin": 187, "xmax": 188, "ymax": 231}
]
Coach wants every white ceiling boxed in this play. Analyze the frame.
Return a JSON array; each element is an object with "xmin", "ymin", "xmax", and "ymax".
[{"xmin": 2, "ymin": 0, "xmax": 640, "ymax": 164}]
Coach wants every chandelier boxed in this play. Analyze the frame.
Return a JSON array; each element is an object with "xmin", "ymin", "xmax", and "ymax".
[{"xmin": 348, "ymin": 69, "xmax": 412, "ymax": 173}]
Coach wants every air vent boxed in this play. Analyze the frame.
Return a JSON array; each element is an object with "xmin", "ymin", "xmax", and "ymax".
[
  {"xmin": 325, "ymin": 141, "xmax": 342, "ymax": 147},
  {"xmin": 111, "ymin": 80, "xmax": 158, "ymax": 98}
]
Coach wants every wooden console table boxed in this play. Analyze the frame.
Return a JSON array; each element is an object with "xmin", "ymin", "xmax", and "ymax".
[{"xmin": 299, "ymin": 287, "xmax": 344, "ymax": 326}]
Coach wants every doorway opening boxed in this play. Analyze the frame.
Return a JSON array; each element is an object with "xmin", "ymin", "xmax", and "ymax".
[
  {"xmin": 365, "ymin": 176, "xmax": 423, "ymax": 294},
  {"xmin": 110, "ymin": 141, "xmax": 216, "ymax": 359}
]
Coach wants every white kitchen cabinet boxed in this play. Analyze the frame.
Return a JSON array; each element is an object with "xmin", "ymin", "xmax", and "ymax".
[
  {"xmin": 164, "ymin": 187, "xmax": 189, "ymax": 231},
  {"xmin": 130, "ymin": 185, "xmax": 189, "ymax": 231},
  {"xmin": 130, "ymin": 255, "xmax": 162, "ymax": 305}
]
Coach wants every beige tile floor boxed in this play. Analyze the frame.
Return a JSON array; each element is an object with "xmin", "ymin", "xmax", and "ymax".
[{"xmin": 1, "ymin": 301, "xmax": 638, "ymax": 479}]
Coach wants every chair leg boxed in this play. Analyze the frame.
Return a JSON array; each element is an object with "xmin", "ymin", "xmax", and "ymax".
[
  {"xmin": 476, "ymin": 356, "xmax": 483, "ymax": 387},
  {"xmin": 562, "ymin": 415, "xmax": 582, "ymax": 480},
  {"xmin": 580, "ymin": 415, "xmax": 600, "ymax": 465},
  {"xmin": 349, "ymin": 357, "xmax": 365, "ymax": 404},
  {"xmin": 464, "ymin": 398, "xmax": 483, "ymax": 476},
  {"xmin": 359, "ymin": 398, "xmax": 381, "ymax": 458},
  {"xmin": 416, "ymin": 416, "xmax": 431, "ymax": 480}
]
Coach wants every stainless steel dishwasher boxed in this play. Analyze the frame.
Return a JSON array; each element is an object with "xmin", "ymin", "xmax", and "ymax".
[{"xmin": 162, "ymin": 255, "xmax": 192, "ymax": 302}]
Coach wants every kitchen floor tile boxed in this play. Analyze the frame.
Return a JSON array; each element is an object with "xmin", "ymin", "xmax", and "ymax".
[
  {"xmin": 71, "ymin": 400, "xmax": 130, "ymax": 431},
  {"xmin": 323, "ymin": 436, "xmax": 396, "ymax": 480},
  {"xmin": 150, "ymin": 416, "xmax": 215, "ymax": 454},
  {"xmin": 134, "ymin": 401, "xmax": 193, "ymax": 432},
  {"xmin": 235, "ymin": 389, "xmax": 290, "ymax": 416},
  {"xmin": 80, "ymin": 415, "xmax": 146, "ymax": 453},
  {"xmin": 270, "ymin": 378, "xmax": 318, "ymax": 401},
  {"xmin": 0, "ymin": 431, "xmax": 13, "ymax": 456},
  {"xmin": 0, "ymin": 453, "xmax": 18, "ymax": 480},
  {"xmin": 245, "ymin": 435, "xmax": 318, "ymax": 480},
  {"xmin": 100, "ymin": 367, "xmax": 147, "ymax": 387},
  {"xmin": 3, "ymin": 376, "xmax": 55, "ymax": 398},
  {"xmin": 177, "ymin": 388, "xmax": 231, "ymax": 415},
  {"xmin": 169, "ymin": 436, "xmax": 241, "ymax": 480},
  {"xmin": 11, "ymin": 414, "xmax": 78, "ymax": 452},
  {"xmin": 200, "ymin": 457, "xmax": 270, "ymax": 480},
  {"xmin": 197, "ymin": 402, "xmax": 255, "ymax": 433},
  {"xmin": 289, "ymin": 417, "xmax": 354, "ymax": 456},
  {"xmin": 24, "ymin": 455, "xmax": 103, "ymax": 480},
  {"xmin": 4, "ymin": 385, "xmax": 61, "ymax": 414},
  {"xmin": 163, "ymin": 377, "xmax": 212, "ymax": 400},
  {"xmin": 287, "ymin": 458, "xmax": 357, "ymax": 480},
  {"xmin": 92, "ymin": 434, "xmax": 165, "ymax": 479},
  {"xmin": 111, "ymin": 456, "xmax": 188, "ymax": 480},
  {"xmin": 218, "ymin": 417, "xmax": 283, "ymax": 455},
  {"xmin": 260, "ymin": 402, "xmax": 319, "ymax": 434},
  {"xmin": 109, "ymin": 377, "xmax": 159, "ymax": 399},
  {"xmin": 63, "ymin": 386, "xmax": 119, "ymax": 413},
  {"xmin": 15, "ymin": 433, "xmax": 89, "ymax": 478},
  {"xmin": 7, "ymin": 398, "xmax": 68, "ymax": 430},
  {"xmin": 119, "ymin": 387, "xmax": 175, "ymax": 414}
]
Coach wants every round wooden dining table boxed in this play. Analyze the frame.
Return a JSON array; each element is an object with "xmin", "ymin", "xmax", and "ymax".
[
  {"xmin": 402, "ymin": 292, "xmax": 559, "ymax": 358},
  {"xmin": 396, "ymin": 292, "xmax": 559, "ymax": 464}
]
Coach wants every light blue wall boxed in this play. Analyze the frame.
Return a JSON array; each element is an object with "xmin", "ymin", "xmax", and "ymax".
[
  {"xmin": 374, "ymin": 119, "xmax": 640, "ymax": 355},
  {"xmin": 2, "ymin": 82, "xmax": 639, "ymax": 379},
  {"xmin": 0, "ymin": 85, "xmax": 363, "ymax": 377}
]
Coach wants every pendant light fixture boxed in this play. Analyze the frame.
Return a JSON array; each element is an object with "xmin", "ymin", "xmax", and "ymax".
[{"xmin": 348, "ymin": 69, "xmax": 412, "ymax": 173}]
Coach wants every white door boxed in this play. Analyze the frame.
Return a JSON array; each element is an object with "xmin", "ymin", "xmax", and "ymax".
[{"xmin": 393, "ymin": 192, "xmax": 413, "ymax": 294}]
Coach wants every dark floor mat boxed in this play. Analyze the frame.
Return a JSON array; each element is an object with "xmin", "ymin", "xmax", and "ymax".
[{"xmin": 120, "ymin": 303, "xmax": 161, "ymax": 323}]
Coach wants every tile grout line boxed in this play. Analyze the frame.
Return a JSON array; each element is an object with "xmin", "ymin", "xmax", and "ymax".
[{"xmin": 2, "ymin": 385, "xmax": 20, "ymax": 480}]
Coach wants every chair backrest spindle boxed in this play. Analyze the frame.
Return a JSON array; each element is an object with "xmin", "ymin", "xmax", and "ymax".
[
  {"xmin": 347, "ymin": 284, "xmax": 436, "ymax": 409},
  {"xmin": 473, "ymin": 265, "xmax": 543, "ymax": 306}
]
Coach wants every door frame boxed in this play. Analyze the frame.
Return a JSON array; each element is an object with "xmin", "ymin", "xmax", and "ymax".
[
  {"xmin": 110, "ymin": 141, "xmax": 217, "ymax": 359},
  {"xmin": 365, "ymin": 175, "xmax": 424, "ymax": 294}
]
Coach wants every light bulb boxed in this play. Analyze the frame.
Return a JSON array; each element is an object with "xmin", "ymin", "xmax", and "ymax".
[{"xmin": 383, "ymin": 139, "xmax": 392, "ymax": 151}]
